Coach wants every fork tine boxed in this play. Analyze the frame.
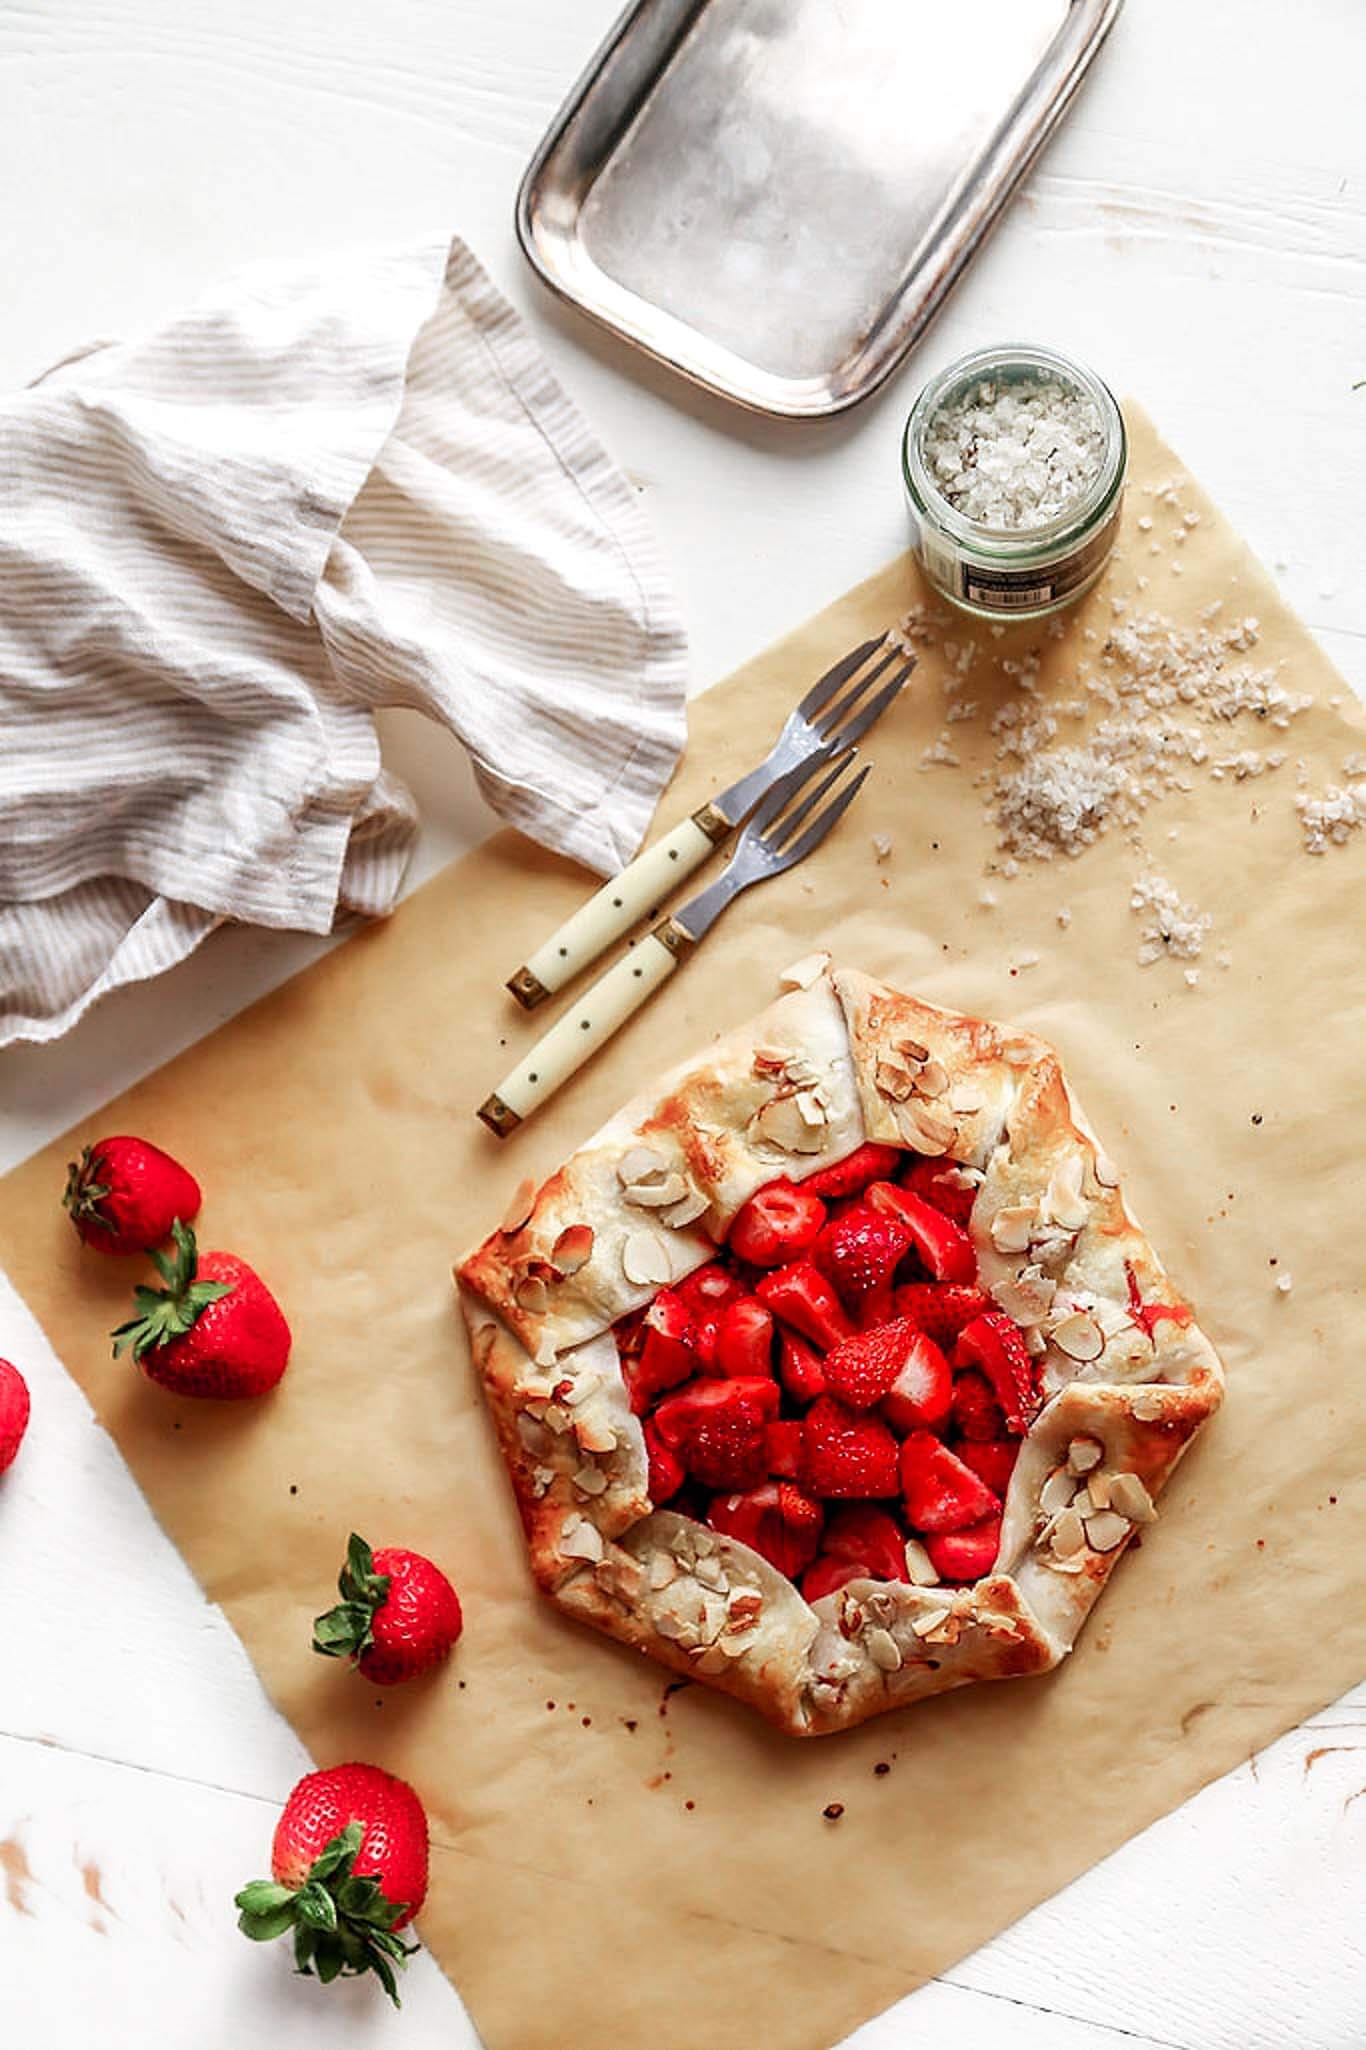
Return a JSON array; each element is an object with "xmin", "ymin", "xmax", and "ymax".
[
  {"xmin": 747, "ymin": 737, "xmax": 843, "ymax": 834},
  {"xmin": 759, "ymin": 748, "xmax": 858, "ymax": 853},
  {"xmin": 776, "ymin": 762, "xmax": 871, "ymax": 869},
  {"xmin": 821, "ymin": 660, "xmax": 913, "ymax": 747},
  {"xmin": 809, "ymin": 645, "xmax": 902, "ymax": 734},
  {"xmin": 792, "ymin": 635, "xmax": 887, "ymax": 722}
]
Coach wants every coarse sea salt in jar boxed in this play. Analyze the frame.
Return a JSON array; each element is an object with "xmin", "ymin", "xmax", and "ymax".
[{"xmin": 901, "ymin": 344, "xmax": 1126, "ymax": 621}]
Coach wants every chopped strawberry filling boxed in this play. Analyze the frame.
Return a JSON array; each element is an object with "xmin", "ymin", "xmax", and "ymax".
[
  {"xmin": 652, "ymin": 1377, "xmax": 781, "ymax": 1491},
  {"xmin": 802, "ymin": 1143, "xmax": 903, "ymax": 1200},
  {"xmin": 756, "ymin": 1261, "xmax": 854, "ymax": 1351},
  {"xmin": 954, "ymin": 1311, "xmax": 1038, "ymax": 1436},
  {"xmin": 1124, "ymin": 1261, "xmax": 1193, "ymax": 1342},
  {"xmin": 879, "ymin": 1330, "xmax": 953, "ymax": 1434},
  {"xmin": 777, "ymin": 1329, "xmax": 827, "ymax": 1404},
  {"xmin": 955, "ymin": 1438, "xmax": 1018, "ymax": 1495},
  {"xmin": 899, "ymin": 1430, "xmax": 1000, "ymax": 1532},
  {"xmin": 801, "ymin": 1397, "xmax": 901, "ymax": 1499},
  {"xmin": 709, "ymin": 1481, "xmax": 824, "ymax": 1578},
  {"xmin": 924, "ymin": 1517, "xmax": 1001, "ymax": 1582},
  {"xmin": 866, "ymin": 1183, "xmax": 977, "ymax": 1284},
  {"xmin": 619, "ymin": 1154, "xmax": 1025, "ymax": 1594},
  {"xmin": 713, "ymin": 1297, "xmax": 776, "ymax": 1378},
  {"xmin": 727, "ymin": 1180, "xmax": 827, "ymax": 1267}
]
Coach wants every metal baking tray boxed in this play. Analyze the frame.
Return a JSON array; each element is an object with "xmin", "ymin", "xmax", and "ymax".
[{"xmin": 517, "ymin": 0, "xmax": 1123, "ymax": 419}]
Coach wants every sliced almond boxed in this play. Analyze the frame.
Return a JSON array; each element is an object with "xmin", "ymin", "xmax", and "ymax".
[
  {"xmin": 1052, "ymin": 1311, "xmax": 1105, "ymax": 1362},
  {"xmin": 725, "ymin": 1589, "xmax": 763, "ymax": 1629},
  {"xmin": 551, "ymin": 1223, "xmax": 594, "ymax": 1275},
  {"xmin": 1109, "ymin": 1472, "xmax": 1157, "ymax": 1523},
  {"xmin": 752, "ymin": 1094, "xmax": 826, "ymax": 1154},
  {"xmin": 992, "ymin": 1263, "xmax": 1056, "ymax": 1327},
  {"xmin": 514, "ymin": 1273, "xmax": 550, "ymax": 1315},
  {"xmin": 1083, "ymin": 1509, "xmax": 1130, "ymax": 1553},
  {"xmin": 948, "ymin": 1084, "xmax": 986, "ymax": 1114},
  {"xmin": 1131, "ymin": 1387, "xmax": 1165, "ymax": 1421},
  {"xmin": 909, "ymin": 1604, "xmax": 954, "ymax": 1638},
  {"xmin": 876, "ymin": 1058, "xmax": 917, "ymax": 1102},
  {"xmin": 617, "ymin": 1144, "xmax": 669, "ymax": 1187},
  {"xmin": 1066, "ymin": 1435, "xmax": 1104, "ymax": 1474},
  {"xmin": 574, "ymin": 1416, "xmax": 618, "ymax": 1456},
  {"xmin": 795, "ymin": 1088, "xmax": 827, "ymax": 1129},
  {"xmin": 1093, "ymin": 1151, "xmax": 1121, "ymax": 1189},
  {"xmin": 1024, "ymin": 1326, "xmax": 1048, "ymax": 1358},
  {"xmin": 624, "ymin": 1172, "xmax": 688, "ymax": 1209},
  {"xmin": 990, "ymin": 1203, "xmax": 1037, "ymax": 1254},
  {"xmin": 693, "ymin": 1554, "xmax": 727, "ymax": 1592},
  {"xmin": 696, "ymin": 1591, "xmax": 727, "ymax": 1644},
  {"xmin": 916, "ymin": 1058, "xmax": 950, "ymax": 1099},
  {"xmin": 500, "ymin": 1176, "xmax": 537, "ymax": 1235},
  {"xmin": 1049, "ymin": 1507, "xmax": 1087, "ymax": 1558},
  {"xmin": 895, "ymin": 1097, "xmax": 957, "ymax": 1156},
  {"xmin": 662, "ymin": 1187, "xmax": 710, "ymax": 1230},
  {"xmin": 560, "ymin": 1515, "xmax": 604, "ymax": 1563},
  {"xmin": 902, "ymin": 1538, "xmax": 938, "ymax": 1587},
  {"xmin": 1040, "ymin": 1468, "xmax": 1078, "ymax": 1516},
  {"xmin": 516, "ymin": 1413, "xmax": 554, "ymax": 1457},
  {"xmin": 719, "ymin": 1628, "xmax": 760, "ymax": 1660},
  {"xmin": 1043, "ymin": 1155, "xmax": 1090, "ymax": 1233},
  {"xmin": 894, "ymin": 1037, "xmax": 930, "ymax": 1064},
  {"xmin": 595, "ymin": 1550, "xmax": 644, "ymax": 1603},
  {"xmin": 779, "ymin": 950, "xmax": 831, "ymax": 991},
  {"xmin": 530, "ymin": 1465, "xmax": 554, "ymax": 1498},
  {"xmin": 572, "ymin": 1463, "xmax": 609, "ymax": 1497},
  {"xmin": 622, "ymin": 1229, "xmax": 672, "ymax": 1287},
  {"xmin": 1086, "ymin": 1471, "xmax": 1113, "ymax": 1511},
  {"xmin": 865, "ymin": 1626, "xmax": 903, "ymax": 1673},
  {"xmin": 647, "ymin": 1551, "xmax": 678, "ymax": 1590},
  {"xmin": 691, "ymin": 1642, "xmax": 732, "ymax": 1675}
]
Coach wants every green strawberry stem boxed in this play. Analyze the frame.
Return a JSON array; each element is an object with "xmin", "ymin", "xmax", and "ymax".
[
  {"xmin": 312, "ymin": 1534, "xmax": 393, "ymax": 1666},
  {"xmin": 235, "ymin": 1821, "xmax": 418, "ymax": 2006},
  {"xmin": 110, "ymin": 1219, "xmax": 232, "ymax": 1360},
  {"xmin": 63, "ymin": 1144, "xmax": 112, "ymax": 1226}
]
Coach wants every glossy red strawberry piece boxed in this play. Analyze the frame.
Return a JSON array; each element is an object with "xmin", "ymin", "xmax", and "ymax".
[
  {"xmin": 811, "ymin": 1202, "xmax": 911, "ymax": 1313},
  {"xmin": 899, "ymin": 1430, "xmax": 1000, "ymax": 1532},
  {"xmin": 651, "ymin": 1377, "xmax": 780, "ymax": 1490},
  {"xmin": 756, "ymin": 1261, "xmax": 854, "ymax": 1351},
  {"xmin": 626, "ymin": 1289, "xmax": 697, "ymax": 1412},
  {"xmin": 954, "ymin": 1311, "xmax": 1038, "ymax": 1436},
  {"xmin": 956, "ymin": 1438, "xmax": 1018, "ymax": 1495},
  {"xmin": 765, "ymin": 1417, "xmax": 805, "ymax": 1478},
  {"xmin": 879, "ymin": 1331, "xmax": 952, "ymax": 1434},
  {"xmin": 924, "ymin": 1517, "xmax": 1002, "ymax": 1582},
  {"xmin": 823, "ymin": 1315, "xmax": 923, "ymax": 1410},
  {"xmin": 777, "ymin": 1329, "xmax": 827, "ymax": 1404},
  {"xmin": 674, "ymin": 1263, "xmax": 747, "ymax": 1369},
  {"xmin": 801, "ymin": 1553, "xmax": 871, "ymax": 1602},
  {"xmin": 644, "ymin": 1418, "xmax": 685, "ymax": 1502},
  {"xmin": 714, "ymin": 1297, "xmax": 776, "ymax": 1378},
  {"xmin": 894, "ymin": 1283, "xmax": 991, "ymax": 1347},
  {"xmin": 801, "ymin": 1397, "xmax": 900, "ymax": 1499},
  {"xmin": 866, "ymin": 1183, "xmax": 977, "ymax": 1284},
  {"xmin": 821, "ymin": 1504, "xmax": 911, "ymax": 1583},
  {"xmin": 709, "ymin": 1481, "xmax": 824, "ymax": 1578},
  {"xmin": 950, "ymin": 1369, "xmax": 1006, "ymax": 1441},
  {"xmin": 727, "ymin": 1180, "xmax": 826, "ymax": 1267},
  {"xmin": 899, "ymin": 1155, "xmax": 978, "ymax": 1228},
  {"xmin": 63, "ymin": 1134, "xmax": 202, "ymax": 1257},
  {"xmin": 803, "ymin": 1143, "xmax": 903, "ymax": 1200}
]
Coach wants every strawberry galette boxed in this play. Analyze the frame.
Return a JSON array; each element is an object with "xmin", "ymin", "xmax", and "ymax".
[{"xmin": 456, "ymin": 964, "xmax": 1223, "ymax": 1736}]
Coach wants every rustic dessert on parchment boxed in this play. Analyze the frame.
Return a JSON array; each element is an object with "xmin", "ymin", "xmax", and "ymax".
[{"xmin": 456, "ymin": 962, "xmax": 1223, "ymax": 1736}]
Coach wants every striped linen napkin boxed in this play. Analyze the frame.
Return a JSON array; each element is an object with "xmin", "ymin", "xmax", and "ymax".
[{"xmin": 0, "ymin": 236, "xmax": 687, "ymax": 1048}]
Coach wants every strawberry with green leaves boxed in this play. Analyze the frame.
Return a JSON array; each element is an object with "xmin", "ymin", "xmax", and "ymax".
[
  {"xmin": 63, "ymin": 1135, "xmax": 201, "ymax": 1256},
  {"xmin": 112, "ymin": 1220, "xmax": 290, "ymax": 1398},
  {"xmin": 313, "ymin": 1534, "xmax": 463, "ymax": 1685},
  {"xmin": 236, "ymin": 1762, "xmax": 427, "ymax": 2005}
]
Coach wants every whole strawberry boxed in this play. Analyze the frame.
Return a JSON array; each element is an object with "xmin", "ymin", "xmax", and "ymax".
[
  {"xmin": 236, "ymin": 1762, "xmax": 428, "ymax": 2005},
  {"xmin": 111, "ymin": 1220, "xmax": 290, "ymax": 1398},
  {"xmin": 63, "ymin": 1135, "xmax": 201, "ymax": 1256},
  {"xmin": 313, "ymin": 1534, "xmax": 463, "ymax": 1685},
  {"xmin": 0, "ymin": 1359, "xmax": 31, "ymax": 1474}
]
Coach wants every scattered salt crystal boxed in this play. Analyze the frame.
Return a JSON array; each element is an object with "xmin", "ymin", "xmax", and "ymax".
[
  {"xmin": 1295, "ymin": 782, "xmax": 1366, "ymax": 854},
  {"xmin": 1276, "ymin": 1274, "xmax": 1293, "ymax": 1295},
  {"xmin": 1137, "ymin": 516, "xmax": 1153, "ymax": 533},
  {"xmin": 1056, "ymin": 907, "xmax": 1072, "ymax": 928},
  {"xmin": 1183, "ymin": 967, "xmax": 1201, "ymax": 989},
  {"xmin": 922, "ymin": 373, "xmax": 1105, "ymax": 529},
  {"xmin": 919, "ymin": 733, "xmax": 961, "ymax": 770},
  {"xmin": 872, "ymin": 834, "xmax": 893, "ymax": 863},
  {"xmin": 1130, "ymin": 873, "xmax": 1211, "ymax": 967}
]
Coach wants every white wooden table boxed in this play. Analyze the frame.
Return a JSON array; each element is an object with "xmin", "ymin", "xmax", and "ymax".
[{"xmin": 2, "ymin": 2, "xmax": 1363, "ymax": 2042}]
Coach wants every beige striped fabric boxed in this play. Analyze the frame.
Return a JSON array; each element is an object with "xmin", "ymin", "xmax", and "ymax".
[{"xmin": 0, "ymin": 236, "xmax": 687, "ymax": 1047}]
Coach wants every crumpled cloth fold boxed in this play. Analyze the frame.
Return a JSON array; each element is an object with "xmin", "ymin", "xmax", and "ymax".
[{"xmin": 0, "ymin": 235, "xmax": 688, "ymax": 1047}]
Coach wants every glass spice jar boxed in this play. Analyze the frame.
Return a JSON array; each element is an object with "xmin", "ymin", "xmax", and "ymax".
[{"xmin": 901, "ymin": 343, "xmax": 1127, "ymax": 622}]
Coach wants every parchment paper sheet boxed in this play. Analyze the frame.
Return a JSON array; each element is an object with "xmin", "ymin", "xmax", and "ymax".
[{"xmin": 1, "ymin": 410, "xmax": 1362, "ymax": 2050}]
